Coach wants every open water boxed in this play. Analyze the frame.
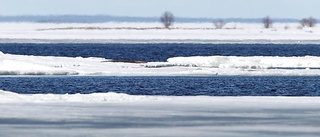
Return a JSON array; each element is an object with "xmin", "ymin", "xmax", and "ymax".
[
  {"xmin": 1, "ymin": 43, "xmax": 320, "ymax": 62},
  {"xmin": 1, "ymin": 76, "xmax": 320, "ymax": 96}
]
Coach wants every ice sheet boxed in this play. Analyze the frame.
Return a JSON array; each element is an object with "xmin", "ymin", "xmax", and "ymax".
[
  {"xmin": 1, "ymin": 22, "xmax": 320, "ymax": 44},
  {"xmin": 1, "ymin": 52, "xmax": 320, "ymax": 76},
  {"xmin": 0, "ymin": 89, "xmax": 320, "ymax": 137}
]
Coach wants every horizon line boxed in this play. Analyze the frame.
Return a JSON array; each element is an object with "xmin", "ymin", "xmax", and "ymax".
[{"xmin": 0, "ymin": 14, "xmax": 311, "ymax": 20}]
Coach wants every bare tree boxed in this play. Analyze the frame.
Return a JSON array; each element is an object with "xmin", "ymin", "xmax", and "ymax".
[
  {"xmin": 263, "ymin": 16, "xmax": 272, "ymax": 28},
  {"xmin": 262, "ymin": 16, "xmax": 272, "ymax": 29},
  {"xmin": 213, "ymin": 20, "xmax": 226, "ymax": 29},
  {"xmin": 308, "ymin": 17, "xmax": 317, "ymax": 27},
  {"xmin": 300, "ymin": 17, "xmax": 316, "ymax": 27},
  {"xmin": 160, "ymin": 11, "xmax": 174, "ymax": 29}
]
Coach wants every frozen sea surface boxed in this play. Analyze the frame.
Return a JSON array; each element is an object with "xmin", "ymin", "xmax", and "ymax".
[
  {"xmin": 0, "ymin": 92, "xmax": 320, "ymax": 137},
  {"xmin": 1, "ymin": 22, "xmax": 320, "ymax": 43}
]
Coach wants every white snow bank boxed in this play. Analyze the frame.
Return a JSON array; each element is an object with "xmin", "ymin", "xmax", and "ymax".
[
  {"xmin": 2, "ymin": 52, "xmax": 320, "ymax": 76},
  {"xmin": 1, "ymin": 89, "xmax": 320, "ymax": 107},
  {"xmin": 1, "ymin": 22, "xmax": 320, "ymax": 44},
  {"xmin": 0, "ymin": 89, "xmax": 318, "ymax": 104},
  {"xmin": 0, "ymin": 90, "xmax": 167, "ymax": 103},
  {"xmin": 0, "ymin": 51, "xmax": 106, "ymax": 75},
  {"xmin": 165, "ymin": 56, "xmax": 320, "ymax": 69}
]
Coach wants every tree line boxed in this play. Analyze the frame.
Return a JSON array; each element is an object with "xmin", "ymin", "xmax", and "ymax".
[{"xmin": 160, "ymin": 11, "xmax": 317, "ymax": 29}]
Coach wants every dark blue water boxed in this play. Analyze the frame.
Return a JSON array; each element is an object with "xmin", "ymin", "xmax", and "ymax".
[
  {"xmin": 1, "ymin": 43, "xmax": 320, "ymax": 62},
  {"xmin": 1, "ymin": 43, "xmax": 320, "ymax": 96},
  {"xmin": 1, "ymin": 76, "xmax": 320, "ymax": 96}
]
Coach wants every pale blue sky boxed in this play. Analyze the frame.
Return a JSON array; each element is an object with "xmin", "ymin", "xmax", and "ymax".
[{"xmin": 0, "ymin": 0, "xmax": 319, "ymax": 18}]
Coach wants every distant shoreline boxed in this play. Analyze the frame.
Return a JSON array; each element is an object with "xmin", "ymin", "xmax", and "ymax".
[{"xmin": 0, "ymin": 15, "xmax": 301, "ymax": 23}]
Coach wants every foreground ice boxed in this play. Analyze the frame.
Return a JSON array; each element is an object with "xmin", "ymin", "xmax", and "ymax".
[
  {"xmin": 1, "ymin": 51, "xmax": 320, "ymax": 76},
  {"xmin": 0, "ymin": 90, "xmax": 320, "ymax": 137}
]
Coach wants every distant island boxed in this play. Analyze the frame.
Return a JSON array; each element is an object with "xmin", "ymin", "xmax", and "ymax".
[{"xmin": 0, "ymin": 15, "xmax": 300, "ymax": 23}]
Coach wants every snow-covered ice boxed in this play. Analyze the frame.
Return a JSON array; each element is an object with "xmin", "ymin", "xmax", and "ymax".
[
  {"xmin": 0, "ymin": 89, "xmax": 320, "ymax": 137},
  {"xmin": 1, "ymin": 51, "xmax": 320, "ymax": 76},
  {"xmin": 1, "ymin": 22, "xmax": 320, "ymax": 44}
]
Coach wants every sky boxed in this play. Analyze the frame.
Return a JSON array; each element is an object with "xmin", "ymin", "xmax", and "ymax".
[{"xmin": 0, "ymin": 0, "xmax": 320, "ymax": 19}]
